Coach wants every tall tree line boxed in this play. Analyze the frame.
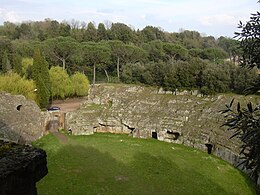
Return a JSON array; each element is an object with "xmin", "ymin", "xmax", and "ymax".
[{"xmin": 0, "ymin": 19, "xmax": 256, "ymax": 96}]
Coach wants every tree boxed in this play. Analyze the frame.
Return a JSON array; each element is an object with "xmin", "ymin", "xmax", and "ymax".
[
  {"xmin": 163, "ymin": 43, "xmax": 188, "ymax": 61},
  {"xmin": 218, "ymin": 36, "xmax": 241, "ymax": 63},
  {"xmin": 142, "ymin": 40, "xmax": 166, "ymax": 62},
  {"xmin": 70, "ymin": 72, "xmax": 90, "ymax": 96},
  {"xmin": 201, "ymin": 63, "xmax": 231, "ymax": 94},
  {"xmin": 12, "ymin": 53, "xmax": 22, "ymax": 75},
  {"xmin": 2, "ymin": 50, "xmax": 11, "ymax": 73},
  {"xmin": 200, "ymin": 48, "xmax": 228, "ymax": 63},
  {"xmin": 105, "ymin": 40, "xmax": 147, "ymax": 81},
  {"xmin": 0, "ymin": 72, "xmax": 37, "ymax": 101},
  {"xmin": 59, "ymin": 22, "xmax": 71, "ymax": 37},
  {"xmin": 222, "ymin": 6, "xmax": 260, "ymax": 184},
  {"xmin": 82, "ymin": 43, "xmax": 111, "ymax": 85},
  {"xmin": 84, "ymin": 22, "xmax": 98, "ymax": 42},
  {"xmin": 32, "ymin": 48, "xmax": 51, "ymax": 108},
  {"xmin": 44, "ymin": 36, "xmax": 79, "ymax": 70},
  {"xmin": 49, "ymin": 66, "xmax": 72, "ymax": 99},
  {"xmin": 97, "ymin": 23, "xmax": 108, "ymax": 41},
  {"xmin": 235, "ymin": 11, "xmax": 260, "ymax": 69},
  {"xmin": 141, "ymin": 26, "xmax": 165, "ymax": 42},
  {"xmin": 109, "ymin": 23, "xmax": 134, "ymax": 43}
]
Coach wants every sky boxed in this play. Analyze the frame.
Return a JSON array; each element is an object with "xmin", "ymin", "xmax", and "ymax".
[{"xmin": 0, "ymin": 0, "xmax": 259, "ymax": 38}]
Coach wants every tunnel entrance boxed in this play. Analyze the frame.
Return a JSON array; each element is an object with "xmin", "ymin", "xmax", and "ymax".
[
  {"xmin": 205, "ymin": 143, "xmax": 213, "ymax": 154},
  {"xmin": 167, "ymin": 131, "xmax": 180, "ymax": 140},
  {"xmin": 152, "ymin": 132, "xmax": 158, "ymax": 139}
]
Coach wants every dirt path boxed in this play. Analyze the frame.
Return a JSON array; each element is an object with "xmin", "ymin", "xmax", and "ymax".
[
  {"xmin": 50, "ymin": 97, "xmax": 86, "ymax": 112},
  {"xmin": 51, "ymin": 132, "xmax": 68, "ymax": 144}
]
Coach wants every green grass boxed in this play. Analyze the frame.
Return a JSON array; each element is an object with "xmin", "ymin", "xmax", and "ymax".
[{"xmin": 33, "ymin": 133, "xmax": 256, "ymax": 195}]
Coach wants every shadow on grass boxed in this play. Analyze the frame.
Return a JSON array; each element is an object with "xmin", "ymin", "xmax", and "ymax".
[
  {"xmin": 131, "ymin": 152, "xmax": 228, "ymax": 195},
  {"xmin": 37, "ymin": 142, "xmax": 230, "ymax": 195}
]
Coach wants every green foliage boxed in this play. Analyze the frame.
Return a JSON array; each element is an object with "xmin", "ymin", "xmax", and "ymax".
[
  {"xmin": 109, "ymin": 23, "xmax": 134, "ymax": 43},
  {"xmin": 12, "ymin": 53, "xmax": 22, "ymax": 75},
  {"xmin": 34, "ymin": 133, "xmax": 256, "ymax": 195},
  {"xmin": 163, "ymin": 43, "xmax": 188, "ymax": 61},
  {"xmin": 2, "ymin": 50, "xmax": 10, "ymax": 73},
  {"xmin": 201, "ymin": 48, "xmax": 228, "ymax": 63},
  {"xmin": 11, "ymin": 39, "xmax": 35, "ymax": 57},
  {"xmin": 70, "ymin": 72, "xmax": 90, "ymax": 96},
  {"xmin": 231, "ymin": 67, "xmax": 259, "ymax": 94},
  {"xmin": 218, "ymin": 36, "xmax": 241, "ymax": 61},
  {"xmin": 201, "ymin": 63, "xmax": 231, "ymax": 93},
  {"xmin": 222, "ymin": 7, "xmax": 260, "ymax": 185},
  {"xmin": 0, "ymin": 72, "xmax": 37, "ymax": 101},
  {"xmin": 44, "ymin": 36, "xmax": 79, "ymax": 70},
  {"xmin": 49, "ymin": 66, "xmax": 72, "ymax": 99},
  {"xmin": 141, "ymin": 26, "xmax": 165, "ymax": 42},
  {"xmin": 121, "ymin": 63, "xmax": 152, "ymax": 84},
  {"xmin": 84, "ymin": 22, "xmax": 97, "ymax": 42},
  {"xmin": 235, "ymin": 11, "xmax": 260, "ymax": 69},
  {"xmin": 82, "ymin": 42, "xmax": 111, "ymax": 84},
  {"xmin": 142, "ymin": 40, "xmax": 165, "ymax": 62},
  {"xmin": 0, "ymin": 19, "xmax": 255, "ymax": 97},
  {"xmin": 21, "ymin": 57, "xmax": 33, "ymax": 78},
  {"xmin": 32, "ymin": 48, "xmax": 51, "ymax": 108},
  {"xmin": 222, "ymin": 100, "xmax": 260, "ymax": 183},
  {"xmin": 97, "ymin": 23, "xmax": 108, "ymax": 41}
]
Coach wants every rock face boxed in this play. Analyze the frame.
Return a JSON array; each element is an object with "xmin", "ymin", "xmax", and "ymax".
[
  {"xmin": 0, "ymin": 93, "xmax": 47, "ymax": 143},
  {"xmin": 66, "ymin": 84, "xmax": 260, "ymax": 167},
  {"xmin": 0, "ymin": 140, "xmax": 48, "ymax": 195}
]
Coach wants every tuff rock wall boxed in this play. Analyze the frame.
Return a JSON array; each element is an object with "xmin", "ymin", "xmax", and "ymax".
[
  {"xmin": 0, "ymin": 92, "xmax": 47, "ymax": 143},
  {"xmin": 66, "ymin": 84, "xmax": 260, "ymax": 167}
]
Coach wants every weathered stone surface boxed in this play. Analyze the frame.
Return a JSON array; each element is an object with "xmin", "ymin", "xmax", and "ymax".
[
  {"xmin": 0, "ymin": 93, "xmax": 47, "ymax": 143},
  {"xmin": 66, "ymin": 84, "xmax": 260, "ymax": 168},
  {"xmin": 0, "ymin": 140, "xmax": 48, "ymax": 195}
]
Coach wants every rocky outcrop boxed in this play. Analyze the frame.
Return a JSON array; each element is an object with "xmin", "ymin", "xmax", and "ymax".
[
  {"xmin": 66, "ymin": 84, "xmax": 260, "ymax": 167},
  {"xmin": 0, "ymin": 93, "xmax": 47, "ymax": 143},
  {"xmin": 0, "ymin": 140, "xmax": 48, "ymax": 195}
]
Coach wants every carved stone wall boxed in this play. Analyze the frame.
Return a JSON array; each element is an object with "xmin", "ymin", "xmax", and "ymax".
[
  {"xmin": 0, "ymin": 93, "xmax": 47, "ymax": 143},
  {"xmin": 66, "ymin": 84, "xmax": 260, "ymax": 168}
]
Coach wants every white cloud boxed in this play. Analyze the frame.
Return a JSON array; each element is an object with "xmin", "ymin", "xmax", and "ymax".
[
  {"xmin": 200, "ymin": 14, "xmax": 237, "ymax": 26},
  {"xmin": 0, "ymin": 8, "xmax": 20, "ymax": 23}
]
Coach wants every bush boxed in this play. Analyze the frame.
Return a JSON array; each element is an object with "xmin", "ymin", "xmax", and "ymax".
[
  {"xmin": 49, "ymin": 66, "xmax": 72, "ymax": 99},
  {"xmin": 70, "ymin": 72, "xmax": 90, "ymax": 96},
  {"xmin": 0, "ymin": 73, "xmax": 37, "ymax": 101}
]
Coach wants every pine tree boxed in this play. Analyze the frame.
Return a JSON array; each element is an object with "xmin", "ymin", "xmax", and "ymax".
[
  {"xmin": 2, "ymin": 50, "xmax": 11, "ymax": 73},
  {"xmin": 32, "ymin": 48, "xmax": 51, "ymax": 108},
  {"xmin": 12, "ymin": 53, "xmax": 22, "ymax": 75}
]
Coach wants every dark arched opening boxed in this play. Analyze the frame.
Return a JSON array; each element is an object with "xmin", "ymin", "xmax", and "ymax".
[
  {"xmin": 205, "ymin": 143, "xmax": 213, "ymax": 154},
  {"xmin": 167, "ymin": 131, "xmax": 180, "ymax": 140},
  {"xmin": 152, "ymin": 132, "xmax": 158, "ymax": 139},
  {"xmin": 16, "ymin": 105, "xmax": 22, "ymax": 111}
]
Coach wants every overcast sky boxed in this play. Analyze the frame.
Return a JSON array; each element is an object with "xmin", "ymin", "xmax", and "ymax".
[{"xmin": 0, "ymin": 0, "xmax": 258, "ymax": 38}]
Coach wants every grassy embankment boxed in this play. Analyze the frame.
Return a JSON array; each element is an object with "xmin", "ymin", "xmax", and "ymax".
[{"xmin": 33, "ymin": 133, "xmax": 256, "ymax": 195}]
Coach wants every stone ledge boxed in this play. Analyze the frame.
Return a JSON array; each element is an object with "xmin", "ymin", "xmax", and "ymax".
[{"xmin": 0, "ymin": 140, "xmax": 48, "ymax": 195}]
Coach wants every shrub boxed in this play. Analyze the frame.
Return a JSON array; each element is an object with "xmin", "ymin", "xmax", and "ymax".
[
  {"xmin": 0, "ymin": 73, "xmax": 37, "ymax": 101},
  {"xmin": 70, "ymin": 72, "xmax": 90, "ymax": 96},
  {"xmin": 49, "ymin": 66, "xmax": 72, "ymax": 99}
]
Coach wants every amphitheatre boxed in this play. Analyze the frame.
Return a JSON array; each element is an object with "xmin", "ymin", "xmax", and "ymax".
[{"xmin": 0, "ymin": 83, "xmax": 259, "ymax": 194}]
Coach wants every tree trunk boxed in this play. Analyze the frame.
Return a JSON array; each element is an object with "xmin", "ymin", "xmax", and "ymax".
[
  {"xmin": 62, "ymin": 59, "xmax": 66, "ymax": 70},
  {"xmin": 103, "ymin": 69, "xmax": 110, "ymax": 82},
  {"xmin": 93, "ymin": 63, "xmax": 96, "ymax": 85},
  {"xmin": 117, "ymin": 56, "xmax": 120, "ymax": 81}
]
